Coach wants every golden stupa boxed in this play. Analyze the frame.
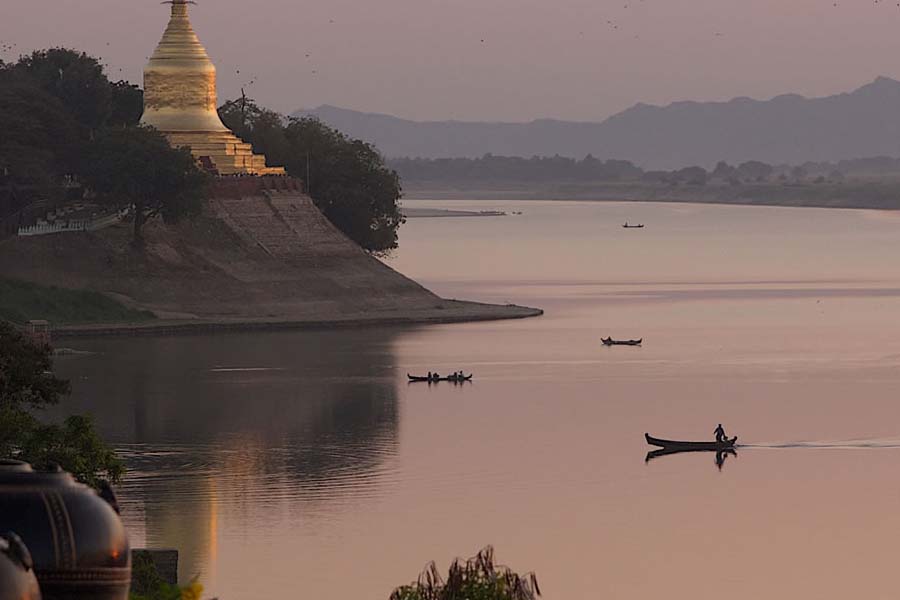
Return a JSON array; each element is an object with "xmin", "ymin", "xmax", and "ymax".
[{"xmin": 141, "ymin": 0, "xmax": 284, "ymax": 175}]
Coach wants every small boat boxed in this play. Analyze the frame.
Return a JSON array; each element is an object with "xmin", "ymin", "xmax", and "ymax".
[
  {"xmin": 601, "ymin": 337, "xmax": 642, "ymax": 346},
  {"xmin": 407, "ymin": 373, "xmax": 473, "ymax": 383},
  {"xmin": 623, "ymin": 222, "xmax": 644, "ymax": 229},
  {"xmin": 645, "ymin": 433, "xmax": 737, "ymax": 451}
]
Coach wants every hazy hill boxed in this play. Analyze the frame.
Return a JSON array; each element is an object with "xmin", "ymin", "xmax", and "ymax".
[{"xmin": 294, "ymin": 77, "xmax": 900, "ymax": 169}]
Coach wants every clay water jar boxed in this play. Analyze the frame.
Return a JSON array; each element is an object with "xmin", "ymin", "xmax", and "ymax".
[
  {"xmin": 0, "ymin": 460, "xmax": 130, "ymax": 600},
  {"xmin": 0, "ymin": 532, "xmax": 42, "ymax": 600}
]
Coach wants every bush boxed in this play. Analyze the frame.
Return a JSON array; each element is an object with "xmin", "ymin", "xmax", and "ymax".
[
  {"xmin": 0, "ymin": 321, "xmax": 124, "ymax": 486},
  {"xmin": 390, "ymin": 547, "xmax": 541, "ymax": 600}
]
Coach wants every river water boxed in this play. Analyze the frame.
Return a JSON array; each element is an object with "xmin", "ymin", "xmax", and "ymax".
[{"xmin": 55, "ymin": 200, "xmax": 900, "ymax": 599}]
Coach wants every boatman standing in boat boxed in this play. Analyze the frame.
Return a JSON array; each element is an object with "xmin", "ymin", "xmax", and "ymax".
[{"xmin": 714, "ymin": 424, "xmax": 727, "ymax": 443}]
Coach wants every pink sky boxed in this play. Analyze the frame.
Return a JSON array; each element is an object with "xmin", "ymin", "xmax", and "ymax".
[{"xmin": 4, "ymin": 0, "xmax": 900, "ymax": 121}]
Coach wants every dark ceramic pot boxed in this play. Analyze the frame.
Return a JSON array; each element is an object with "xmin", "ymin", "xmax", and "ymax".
[
  {"xmin": 0, "ymin": 532, "xmax": 42, "ymax": 600},
  {"xmin": 0, "ymin": 461, "xmax": 130, "ymax": 600}
]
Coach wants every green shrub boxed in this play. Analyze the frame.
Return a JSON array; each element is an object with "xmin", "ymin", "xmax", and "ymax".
[{"xmin": 390, "ymin": 547, "xmax": 541, "ymax": 600}]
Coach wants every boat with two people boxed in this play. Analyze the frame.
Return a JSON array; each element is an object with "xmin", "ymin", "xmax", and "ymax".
[
  {"xmin": 623, "ymin": 222, "xmax": 644, "ymax": 229},
  {"xmin": 407, "ymin": 371, "xmax": 473, "ymax": 383},
  {"xmin": 601, "ymin": 337, "xmax": 642, "ymax": 346}
]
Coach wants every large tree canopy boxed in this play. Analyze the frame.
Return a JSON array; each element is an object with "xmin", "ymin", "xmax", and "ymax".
[
  {"xmin": 0, "ymin": 80, "xmax": 78, "ymax": 188},
  {"xmin": 220, "ymin": 99, "xmax": 404, "ymax": 254},
  {"xmin": 1, "ymin": 48, "xmax": 207, "ymax": 245},
  {"xmin": 80, "ymin": 126, "xmax": 209, "ymax": 245},
  {"xmin": 11, "ymin": 49, "xmax": 112, "ymax": 133},
  {"xmin": 0, "ymin": 48, "xmax": 143, "ymax": 192},
  {"xmin": 7, "ymin": 48, "xmax": 145, "ymax": 133}
]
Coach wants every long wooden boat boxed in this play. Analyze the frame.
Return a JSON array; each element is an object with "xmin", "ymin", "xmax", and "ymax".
[
  {"xmin": 645, "ymin": 433, "xmax": 737, "ymax": 450},
  {"xmin": 602, "ymin": 337, "xmax": 642, "ymax": 346},
  {"xmin": 407, "ymin": 374, "xmax": 473, "ymax": 383},
  {"xmin": 623, "ymin": 223, "xmax": 644, "ymax": 228}
]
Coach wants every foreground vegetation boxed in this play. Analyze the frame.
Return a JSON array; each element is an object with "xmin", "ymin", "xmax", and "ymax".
[
  {"xmin": 0, "ymin": 278, "xmax": 155, "ymax": 325},
  {"xmin": 0, "ymin": 321, "xmax": 123, "ymax": 486},
  {"xmin": 129, "ymin": 554, "xmax": 203, "ymax": 600},
  {"xmin": 391, "ymin": 547, "xmax": 540, "ymax": 600}
]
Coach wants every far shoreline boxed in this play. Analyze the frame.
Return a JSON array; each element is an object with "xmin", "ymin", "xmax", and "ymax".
[
  {"xmin": 402, "ymin": 207, "xmax": 507, "ymax": 218},
  {"xmin": 401, "ymin": 181, "xmax": 900, "ymax": 211}
]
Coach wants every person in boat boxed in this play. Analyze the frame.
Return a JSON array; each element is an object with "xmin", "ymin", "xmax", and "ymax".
[{"xmin": 714, "ymin": 424, "xmax": 727, "ymax": 443}]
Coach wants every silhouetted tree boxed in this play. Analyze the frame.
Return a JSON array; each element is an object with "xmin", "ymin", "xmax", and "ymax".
[
  {"xmin": 108, "ymin": 80, "xmax": 144, "ymax": 128},
  {"xmin": 220, "ymin": 98, "xmax": 404, "ymax": 254},
  {"xmin": 711, "ymin": 161, "xmax": 737, "ymax": 181},
  {"xmin": 675, "ymin": 166, "xmax": 708, "ymax": 185},
  {"xmin": 79, "ymin": 126, "xmax": 209, "ymax": 246},
  {"xmin": 0, "ymin": 80, "xmax": 78, "ymax": 189},
  {"xmin": 11, "ymin": 49, "xmax": 113, "ymax": 134},
  {"xmin": 737, "ymin": 160, "xmax": 774, "ymax": 182},
  {"xmin": 0, "ymin": 322, "xmax": 123, "ymax": 486}
]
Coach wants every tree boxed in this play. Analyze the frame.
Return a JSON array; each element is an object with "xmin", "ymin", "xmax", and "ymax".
[
  {"xmin": 0, "ymin": 79, "xmax": 79, "ymax": 189},
  {"xmin": 108, "ymin": 80, "xmax": 144, "ymax": 128},
  {"xmin": 220, "ymin": 99, "xmax": 404, "ymax": 254},
  {"xmin": 12, "ymin": 49, "xmax": 114, "ymax": 134},
  {"xmin": 285, "ymin": 117, "xmax": 404, "ymax": 254},
  {"xmin": 675, "ymin": 166, "xmax": 708, "ymax": 185},
  {"xmin": 0, "ymin": 322, "xmax": 123, "ymax": 486},
  {"xmin": 80, "ymin": 126, "xmax": 209, "ymax": 246},
  {"xmin": 737, "ymin": 160, "xmax": 774, "ymax": 182},
  {"xmin": 711, "ymin": 161, "xmax": 737, "ymax": 181},
  {"xmin": 0, "ymin": 322, "xmax": 69, "ymax": 408}
]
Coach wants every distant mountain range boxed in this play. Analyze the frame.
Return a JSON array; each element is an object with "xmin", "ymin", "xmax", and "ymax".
[{"xmin": 293, "ymin": 77, "xmax": 900, "ymax": 170}]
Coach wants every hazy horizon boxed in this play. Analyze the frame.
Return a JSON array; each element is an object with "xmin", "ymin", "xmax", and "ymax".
[{"xmin": 6, "ymin": 0, "xmax": 900, "ymax": 122}]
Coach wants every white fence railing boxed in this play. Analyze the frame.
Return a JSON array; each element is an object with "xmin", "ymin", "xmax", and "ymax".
[{"xmin": 17, "ymin": 208, "xmax": 130, "ymax": 237}]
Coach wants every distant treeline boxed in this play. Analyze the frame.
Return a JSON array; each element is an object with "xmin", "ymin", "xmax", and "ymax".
[{"xmin": 389, "ymin": 154, "xmax": 900, "ymax": 184}]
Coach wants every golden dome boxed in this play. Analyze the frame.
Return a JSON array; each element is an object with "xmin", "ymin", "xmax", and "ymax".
[
  {"xmin": 140, "ymin": 1, "xmax": 285, "ymax": 175},
  {"xmin": 141, "ymin": 0, "xmax": 229, "ymax": 133}
]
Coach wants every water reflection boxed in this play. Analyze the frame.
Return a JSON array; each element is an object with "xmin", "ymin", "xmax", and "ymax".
[
  {"xmin": 40, "ymin": 201, "xmax": 900, "ymax": 599},
  {"xmin": 645, "ymin": 447, "xmax": 738, "ymax": 470},
  {"xmin": 54, "ymin": 328, "xmax": 403, "ymax": 584}
]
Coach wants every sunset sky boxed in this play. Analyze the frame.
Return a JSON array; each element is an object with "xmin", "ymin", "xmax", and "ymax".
[{"xmin": 5, "ymin": 0, "xmax": 900, "ymax": 121}]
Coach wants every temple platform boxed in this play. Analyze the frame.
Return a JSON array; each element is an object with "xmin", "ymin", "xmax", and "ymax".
[{"xmin": 166, "ymin": 131, "xmax": 286, "ymax": 176}]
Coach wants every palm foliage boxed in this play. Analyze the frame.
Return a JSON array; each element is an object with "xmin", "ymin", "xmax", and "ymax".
[{"xmin": 390, "ymin": 547, "xmax": 541, "ymax": 600}]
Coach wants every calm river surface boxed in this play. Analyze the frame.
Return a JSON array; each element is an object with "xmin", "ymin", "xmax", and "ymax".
[{"xmin": 55, "ymin": 200, "xmax": 900, "ymax": 599}]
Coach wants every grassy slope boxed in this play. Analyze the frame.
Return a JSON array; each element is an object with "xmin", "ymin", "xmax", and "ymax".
[{"xmin": 0, "ymin": 278, "xmax": 155, "ymax": 325}]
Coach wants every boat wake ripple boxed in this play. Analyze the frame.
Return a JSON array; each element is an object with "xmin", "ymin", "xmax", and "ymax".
[{"xmin": 740, "ymin": 438, "xmax": 900, "ymax": 449}]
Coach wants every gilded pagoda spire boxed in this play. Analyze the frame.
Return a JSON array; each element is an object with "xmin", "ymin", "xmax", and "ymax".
[
  {"xmin": 140, "ymin": 0, "xmax": 285, "ymax": 175},
  {"xmin": 141, "ymin": 0, "xmax": 228, "ymax": 132}
]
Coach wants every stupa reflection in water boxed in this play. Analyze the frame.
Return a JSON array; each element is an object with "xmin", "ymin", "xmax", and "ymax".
[{"xmin": 53, "ymin": 329, "xmax": 401, "ymax": 584}]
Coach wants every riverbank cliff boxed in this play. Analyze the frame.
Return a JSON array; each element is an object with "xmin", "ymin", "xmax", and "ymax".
[{"xmin": 0, "ymin": 181, "xmax": 541, "ymax": 336}]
